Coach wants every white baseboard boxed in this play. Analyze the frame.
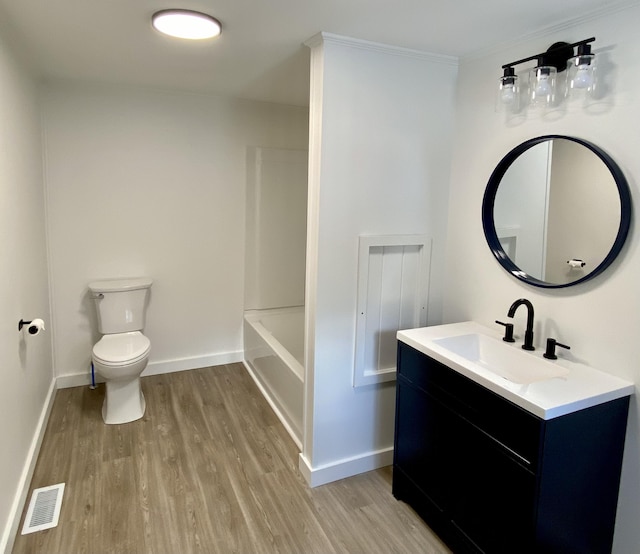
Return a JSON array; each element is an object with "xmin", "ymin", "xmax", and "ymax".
[
  {"xmin": 56, "ymin": 351, "xmax": 244, "ymax": 389},
  {"xmin": 142, "ymin": 351, "xmax": 243, "ymax": 377},
  {"xmin": 298, "ymin": 447, "xmax": 394, "ymax": 488},
  {"xmin": 56, "ymin": 370, "xmax": 104, "ymax": 389},
  {"xmin": 1, "ymin": 378, "xmax": 57, "ymax": 554}
]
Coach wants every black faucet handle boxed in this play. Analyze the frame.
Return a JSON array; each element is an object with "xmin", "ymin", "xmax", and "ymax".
[
  {"xmin": 495, "ymin": 320, "xmax": 515, "ymax": 343},
  {"xmin": 543, "ymin": 338, "xmax": 571, "ymax": 360}
]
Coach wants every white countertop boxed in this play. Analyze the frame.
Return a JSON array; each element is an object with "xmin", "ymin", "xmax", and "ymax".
[{"xmin": 397, "ymin": 321, "xmax": 635, "ymax": 420}]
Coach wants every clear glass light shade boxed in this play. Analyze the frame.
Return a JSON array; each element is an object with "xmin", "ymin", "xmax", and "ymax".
[
  {"xmin": 497, "ymin": 72, "xmax": 520, "ymax": 112},
  {"xmin": 567, "ymin": 53, "xmax": 596, "ymax": 93},
  {"xmin": 530, "ymin": 66, "xmax": 557, "ymax": 108},
  {"xmin": 152, "ymin": 10, "xmax": 221, "ymax": 40}
]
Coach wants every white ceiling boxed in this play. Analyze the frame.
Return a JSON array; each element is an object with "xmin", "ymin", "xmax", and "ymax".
[{"xmin": 0, "ymin": 0, "xmax": 633, "ymax": 107}]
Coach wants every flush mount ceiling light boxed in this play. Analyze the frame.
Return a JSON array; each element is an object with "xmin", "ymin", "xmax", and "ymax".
[
  {"xmin": 152, "ymin": 9, "xmax": 221, "ymax": 40},
  {"xmin": 498, "ymin": 37, "xmax": 596, "ymax": 112}
]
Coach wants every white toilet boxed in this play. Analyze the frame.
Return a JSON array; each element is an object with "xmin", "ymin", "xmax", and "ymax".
[{"xmin": 89, "ymin": 277, "xmax": 152, "ymax": 424}]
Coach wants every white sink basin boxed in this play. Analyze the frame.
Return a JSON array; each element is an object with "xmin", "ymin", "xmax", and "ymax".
[
  {"xmin": 433, "ymin": 333, "xmax": 569, "ymax": 385},
  {"xmin": 398, "ymin": 322, "xmax": 635, "ymax": 419}
]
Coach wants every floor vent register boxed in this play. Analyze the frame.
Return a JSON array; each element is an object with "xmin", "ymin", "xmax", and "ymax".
[{"xmin": 21, "ymin": 483, "xmax": 65, "ymax": 534}]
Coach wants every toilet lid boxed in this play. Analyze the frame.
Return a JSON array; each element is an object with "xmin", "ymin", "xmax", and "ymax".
[{"xmin": 92, "ymin": 331, "xmax": 150, "ymax": 365}]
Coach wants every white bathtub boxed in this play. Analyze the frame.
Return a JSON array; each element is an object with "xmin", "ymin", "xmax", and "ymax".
[{"xmin": 243, "ymin": 306, "xmax": 304, "ymax": 448}]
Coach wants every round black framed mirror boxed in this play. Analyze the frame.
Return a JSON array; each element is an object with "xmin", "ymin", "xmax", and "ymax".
[{"xmin": 482, "ymin": 135, "xmax": 631, "ymax": 288}]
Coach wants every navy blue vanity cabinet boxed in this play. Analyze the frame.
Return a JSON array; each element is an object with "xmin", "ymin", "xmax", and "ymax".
[{"xmin": 393, "ymin": 341, "xmax": 630, "ymax": 554}]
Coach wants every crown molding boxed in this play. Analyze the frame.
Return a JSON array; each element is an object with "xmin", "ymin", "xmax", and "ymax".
[
  {"xmin": 304, "ymin": 32, "xmax": 458, "ymax": 66},
  {"xmin": 462, "ymin": 0, "xmax": 640, "ymax": 63}
]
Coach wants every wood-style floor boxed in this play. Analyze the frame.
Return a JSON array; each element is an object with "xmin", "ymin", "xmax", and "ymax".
[{"xmin": 12, "ymin": 363, "xmax": 450, "ymax": 554}]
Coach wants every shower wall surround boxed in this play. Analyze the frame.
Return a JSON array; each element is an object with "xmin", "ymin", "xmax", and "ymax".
[{"xmin": 244, "ymin": 146, "xmax": 308, "ymax": 311}]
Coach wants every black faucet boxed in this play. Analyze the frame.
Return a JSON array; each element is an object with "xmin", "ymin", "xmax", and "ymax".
[
  {"xmin": 495, "ymin": 320, "xmax": 515, "ymax": 342},
  {"xmin": 543, "ymin": 338, "xmax": 570, "ymax": 360},
  {"xmin": 507, "ymin": 298, "xmax": 535, "ymax": 351}
]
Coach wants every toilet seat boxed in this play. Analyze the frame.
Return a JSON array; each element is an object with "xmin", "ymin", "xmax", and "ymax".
[{"xmin": 92, "ymin": 331, "xmax": 150, "ymax": 366}]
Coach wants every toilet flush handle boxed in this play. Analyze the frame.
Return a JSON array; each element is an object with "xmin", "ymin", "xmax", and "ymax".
[{"xmin": 92, "ymin": 293, "xmax": 104, "ymax": 299}]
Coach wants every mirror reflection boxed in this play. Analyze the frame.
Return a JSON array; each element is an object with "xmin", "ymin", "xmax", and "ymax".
[
  {"xmin": 483, "ymin": 135, "xmax": 630, "ymax": 288},
  {"xmin": 494, "ymin": 139, "xmax": 620, "ymax": 285}
]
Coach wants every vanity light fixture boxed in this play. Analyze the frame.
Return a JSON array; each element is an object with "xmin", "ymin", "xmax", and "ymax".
[
  {"xmin": 567, "ymin": 43, "xmax": 596, "ymax": 92},
  {"xmin": 498, "ymin": 67, "xmax": 519, "ymax": 108},
  {"xmin": 152, "ymin": 9, "xmax": 221, "ymax": 40},
  {"xmin": 530, "ymin": 57, "xmax": 558, "ymax": 108},
  {"xmin": 499, "ymin": 37, "xmax": 595, "ymax": 111}
]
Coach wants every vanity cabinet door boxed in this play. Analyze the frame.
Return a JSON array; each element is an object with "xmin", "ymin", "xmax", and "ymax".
[
  {"xmin": 447, "ymin": 414, "xmax": 537, "ymax": 553},
  {"xmin": 394, "ymin": 377, "xmax": 461, "ymax": 512},
  {"xmin": 395, "ymin": 375, "xmax": 536, "ymax": 552}
]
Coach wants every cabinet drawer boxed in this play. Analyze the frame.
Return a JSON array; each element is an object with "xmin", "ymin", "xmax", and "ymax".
[{"xmin": 398, "ymin": 341, "xmax": 542, "ymax": 467}]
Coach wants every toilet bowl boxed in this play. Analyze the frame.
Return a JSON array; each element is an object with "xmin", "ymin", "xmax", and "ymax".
[
  {"xmin": 89, "ymin": 276, "xmax": 153, "ymax": 425},
  {"xmin": 92, "ymin": 331, "xmax": 151, "ymax": 424}
]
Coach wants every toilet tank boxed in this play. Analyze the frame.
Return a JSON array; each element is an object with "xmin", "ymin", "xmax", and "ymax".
[{"xmin": 89, "ymin": 277, "xmax": 152, "ymax": 334}]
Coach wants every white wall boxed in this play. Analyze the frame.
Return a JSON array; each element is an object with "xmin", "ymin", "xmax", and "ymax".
[
  {"xmin": 545, "ymin": 139, "xmax": 620, "ymax": 283},
  {"xmin": 43, "ymin": 82, "xmax": 308, "ymax": 382},
  {"xmin": 0, "ymin": 19, "xmax": 54, "ymax": 553},
  {"xmin": 445, "ymin": 5, "xmax": 640, "ymax": 551},
  {"xmin": 302, "ymin": 34, "xmax": 457, "ymax": 483}
]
